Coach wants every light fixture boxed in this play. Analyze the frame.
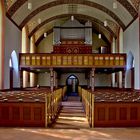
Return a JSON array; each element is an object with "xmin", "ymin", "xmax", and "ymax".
[
  {"xmin": 98, "ymin": 34, "xmax": 101, "ymax": 39},
  {"xmin": 38, "ymin": 18, "xmax": 41, "ymax": 24},
  {"xmin": 98, "ymin": 24, "xmax": 101, "ymax": 39},
  {"xmin": 44, "ymin": 32, "xmax": 47, "ymax": 38},
  {"xmin": 113, "ymin": 1, "xmax": 117, "ymax": 9},
  {"xmin": 28, "ymin": 2, "xmax": 32, "ymax": 10},
  {"xmin": 71, "ymin": 15, "xmax": 74, "ymax": 21},
  {"xmin": 104, "ymin": 20, "xmax": 107, "ymax": 27}
]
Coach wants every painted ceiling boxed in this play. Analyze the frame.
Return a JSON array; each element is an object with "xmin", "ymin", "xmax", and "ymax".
[{"xmin": 4, "ymin": 0, "xmax": 140, "ymax": 44}]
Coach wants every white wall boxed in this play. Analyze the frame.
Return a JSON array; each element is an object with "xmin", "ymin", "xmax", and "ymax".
[
  {"xmin": 124, "ymin": 17, "xmax": 139, "ymax": 89},
  {"xmin": 4, "ymin": 17, "xmax": 21, "ymax": 89},
  {"xmin": 37, "ymin": 33, "xmax": 53, "ymax": 53},
  {"xmin": 59, "ymin": 73, "xmax": 87, "ymax": 86},
  {"xmin": 58, "ymin": 73, "xmax": 111, "ymax": 87},
  {"xmin": 37, "ymin": 33, "xmax": 53, "ymax": 86},
  {"xmin": 95, "ymin": 74, "xmax": 111, "ymax": 87},
  {"xmin": 92, "ymin": 33, "xmax": 108, "ymax": 52},
  {"xmin": 38, "ymin": 73, "xmax": 50, "ymax": 86}
]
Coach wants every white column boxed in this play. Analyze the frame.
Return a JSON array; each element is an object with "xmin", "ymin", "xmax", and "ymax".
[
  {"xmin": 119, "ymin": 28, "xmax": 124, "ymax": 88},
  {"xmin": 111, "ymin": 37, "xmax": 116, "ymax": 53},
  {"xmin": 22, "ymin": 26, "xmax": 29, "ymax": 88},
  {"xmin": 30, "ymin": 35, "xmax": 36, "ymax": 53},
  {"xmin": 111, "ymin": 37, "xmax": 116, "ymax": 87},
  {"xmin": 21, "ymin": 26, "xmax": 29, "ymax": 53},
  {"xmin": 23, "ymin": 71, "xmax": 29, "ymax": 88},
  {"xmin": 30, "ymin": 72, "xmax": 36, "ymax": 87},
  {"xmin": 0, "ymin": 1, "xmax": 5, "ymax": 89},
  {"xmin": 30, "ymin": 35, "xmax": 36, "ymax": 87}
]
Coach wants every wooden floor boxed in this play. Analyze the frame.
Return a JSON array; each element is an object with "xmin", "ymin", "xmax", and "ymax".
[
  {"xmin": 52, "ymin": 96, "xmax": 89, "ymax": 129},
  {"xmin": 0, "ymin": 128, "xmax": 140, "ymax": 140}
]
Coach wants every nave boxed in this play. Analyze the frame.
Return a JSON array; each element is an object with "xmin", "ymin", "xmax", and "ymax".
[
  {"xmin": 0, "ymin": 88, "xmax": 140, "ymax": 140},
  {"xmin": 1, "ymin": 87, "xmax": 140, "ymax": 128}
]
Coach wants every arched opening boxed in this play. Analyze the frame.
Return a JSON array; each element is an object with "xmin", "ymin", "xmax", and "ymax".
[
  {"xmin": 9, "ymin": 59, "xmax": 13, "ymax": 89},
  {"xmin": 127, "ymin": 51, "xmax": 134, "ymax": 89},
  {"xmin": 10, "ymin": 50, "xmax": 19, "ymax": 88},
  {"xmin": 127, "ymin": 51, "xmax": 134, "ymax": 70},
  {"xmin": 66, "ymin": 75, "xmax": 79, "ymax": 96}
]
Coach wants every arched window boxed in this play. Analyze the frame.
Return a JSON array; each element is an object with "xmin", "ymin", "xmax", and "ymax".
[
  {"xmin": 9, "ymin": 59, "xmax": 12, "ymax": 68},
  {"xmin": 127, "ymin": 51, "xmax": 134, "ymax": 70},
  {"xmin": 11, "ymin": 50, "xmax": 18, "ymax": 68},
  {"xmin": 10, "ymin": 50, "xmax": 20, "ymax": 88}
]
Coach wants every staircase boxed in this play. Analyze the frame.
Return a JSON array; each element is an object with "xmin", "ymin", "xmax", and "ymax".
[{"xmin": 52, "ymin": 94, "xmax": 89, "ymax": 129}]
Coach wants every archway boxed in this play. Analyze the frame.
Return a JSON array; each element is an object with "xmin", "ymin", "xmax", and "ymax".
[
  {"xmin": 10, "ymin": 50, "xmax": 19, "ymax": 88},
  {"xmin": 127, "ymin": 51, "xmax": 134, "ymax": 70},
  {"xmin": 9, "ymin": 59, "xmax": 13, "ymax": 89},
  {"xmin": 126, "ymin": 51, "xmax": 134, "ymax": 89},
  {"xmin": 66, "ymin": 75, "xmax": 79, "ymax": 96}
]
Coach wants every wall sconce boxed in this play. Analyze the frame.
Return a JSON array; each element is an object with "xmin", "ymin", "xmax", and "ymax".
[
  {"xmin": 44, "ymin": 32, "xmax": 47, "ymax": 38},
  {"xmin": 98, "ymin": 34, "xmax": 101, "ymax": 39},
  {"xmin": 38, "ymin": 18, "xmax": 41, "ymax": 24},
  {"xmin": 104, "ymin": 20, "xmax": 107, "ymax": 27},
  {"xmin": 113, "ymin": 1, "xmax": 117, "ymax": 9},
  {"xmin": 71, "ymin": 15, "xmax": 74, "ymax": 21},
  {"xmin": 28, "ymin": 2, "xmax": 32, "ymax": 10}
]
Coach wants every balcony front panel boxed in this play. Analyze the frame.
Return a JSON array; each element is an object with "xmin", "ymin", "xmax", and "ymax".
[{"xmin": 20, "ymin": 53, "xmax": 126, "ymax": 68}]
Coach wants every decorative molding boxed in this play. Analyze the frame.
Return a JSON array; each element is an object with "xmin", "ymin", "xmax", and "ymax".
[
  {"xmin": 117, "ymin": 0, "xmax": 137, "ymax": 17},
  {"xmin": 6, "ymin": 0, "xmax": 137, "ymax": 21},
  {"xmin": 6, "ymin": 13, "xmax": 21, "ymax": 30},
  {"xmin": 19, "ymin": 0, "xmax": 125, "ymax": 29},
  {"xmin": 130, "ymin": 0, "xmax": 140, "ymax": 11},
  {"xmin": 124, "ymin": 14, "xmax": 138, "ymax": 30},
  {"xmin": 7, "ymin": 0, "xmax": 27, "ymax": 15}
]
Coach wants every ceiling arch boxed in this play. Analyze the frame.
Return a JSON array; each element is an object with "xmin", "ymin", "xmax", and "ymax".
[
  {"xmin": 28, "ymin": 14, "xmax": 117, "ymax": 38},
  {"xmin": 4, "ymin": 0, "xmax": 139, "ymax": 46},
  {"xmin": 17, "ymin": 0, "xmax": 126, "ymax": 29},
  {"xmin": 6, "ymin": 0, "xmax": 137, "ymax": 19}
]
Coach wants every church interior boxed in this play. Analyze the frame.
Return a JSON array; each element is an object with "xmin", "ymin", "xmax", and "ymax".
[{"xmin": 0, "ymin": 0, "xmax": 140, "ymax": 139}]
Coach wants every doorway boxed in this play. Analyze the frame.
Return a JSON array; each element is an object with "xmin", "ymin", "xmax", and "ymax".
[{"xmin": 66, "ymin": 75, "xmax": 79, "ymax": 96}]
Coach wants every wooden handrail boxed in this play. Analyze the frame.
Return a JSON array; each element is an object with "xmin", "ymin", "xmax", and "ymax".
[
  {"xmin": 45, "ymin": 86, "xmax": 67, "ymax": 127},
  {"xmin": 78, "ymin": 86, "xmax": 94, "ymax": 128},
  {"xmin": 19, "ymin": 53, "xmax": 126, "ymax": 68}
]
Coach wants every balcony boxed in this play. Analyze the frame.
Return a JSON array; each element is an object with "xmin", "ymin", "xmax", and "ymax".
[{"xmin": 19, "ymin": 53, "xmax": 126, "ymax": 69}]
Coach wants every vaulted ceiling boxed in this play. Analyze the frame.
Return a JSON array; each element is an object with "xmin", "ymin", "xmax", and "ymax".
[{"xmin": 4, "ymin": 0, "xmax": 140, "ymax": 45}]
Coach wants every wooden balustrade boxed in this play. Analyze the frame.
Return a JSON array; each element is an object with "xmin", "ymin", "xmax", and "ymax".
[
  {"xmin": 19, "ymin": 53, "xmax": 126, "ymax": 68},
  {"xmin": 45, "ymin": 87, "xmax": 66, "ymax": 127},
  {"xmin": 78, "ymin": 87, "xmax": 94, "ymax": 128}
]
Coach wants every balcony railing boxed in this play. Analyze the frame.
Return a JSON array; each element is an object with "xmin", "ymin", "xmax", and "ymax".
[{"xmin": 19, "ymin": 53, "xmax": 126, "ymax": 68}]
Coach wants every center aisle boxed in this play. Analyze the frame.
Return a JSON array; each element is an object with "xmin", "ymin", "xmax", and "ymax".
[{"xmin": 52, "ymin": 94, "xmax": 89, "ymax": 129}]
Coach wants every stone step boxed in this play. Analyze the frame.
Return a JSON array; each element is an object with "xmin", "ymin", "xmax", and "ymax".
[{"xmin": 53, "ymin": 95, "xmax": 89, "ymax": 129}]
